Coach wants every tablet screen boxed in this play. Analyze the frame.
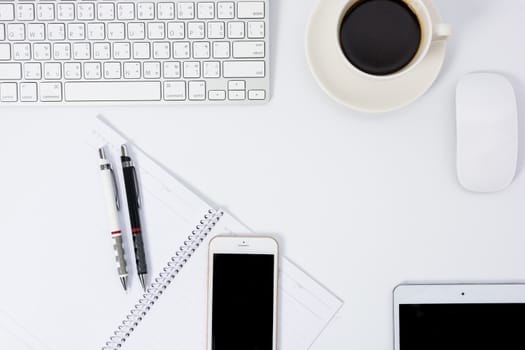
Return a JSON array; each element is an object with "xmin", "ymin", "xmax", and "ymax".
[{"xmin": 400, "ymin": 303, "xmax": 525, "ymax": 349}]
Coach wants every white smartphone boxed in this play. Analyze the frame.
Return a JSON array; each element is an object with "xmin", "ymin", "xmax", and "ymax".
[{"xmin": 207, "ymin": 235, "xmax": 279, "ymax": 350}]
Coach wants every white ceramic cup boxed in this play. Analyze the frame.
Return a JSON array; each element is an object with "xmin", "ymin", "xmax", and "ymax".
[{"xmin": 338, "ymin": 0, "xmax": 452, "ymax": 80}]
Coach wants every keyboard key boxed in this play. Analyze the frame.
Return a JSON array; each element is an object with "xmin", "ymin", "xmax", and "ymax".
[
  {"xmin": 228, "ymin": 21, "xmax": 244, "ymax": 38},
  {"xmin": 212, "ymin": 41, "xmax": 230, "ymax": 58},
  {"xmin": 188, "ymin": 81, "xmax": 205, "ymax": 100},
  {"xmin": 37, "ymin": 3, "xmax": 55, "ymax": 21},
  {"xmin": 108, "ymin": 23, "xmax": 126, "ymax": 40},
  {"xmin": 0, "ymin": 24, "xmax": 4, "ymax": 41},
  {"xmin": 48, "ymin": 23, "xmax": 65, "ymax": 41},
  {"xmin": 157, "ymin": 3, "xmax": 175, "ymax": 20},
  {"xmin": 193, "ymin": 42, "xmax": 210, "ymax": 59},
  {"xmin": 153, "ymin": 42, "xmax": 170, "ymax": 59},
  {"xmin": 12, "ymin": 45, "xmax": 26, "ymax": 63},
  {"xmin": 73, "ymin": 43, "xmax": 90, "ymax": 60},
  {"xmin": 0, "ymin": 63, "xmax": 22, "ymax": 80},
  {"xmin": 228, "ymin": 80, "xmax": 245, "ymax": 90},
  {"xmin": 133, "ymin": 42, "xmax": 150, "ymax": 59},
  {"xmin": 64, "ymin": 62, "xmax": 81, "ymax": 79},
  {"xmin": 178, "ymin": 2, "xmax": 195, "ymax": 19},
  {"xmin": 44, "ymin": 62, "xmax": 61, "ymax": 79},
  {"xmin": 228, "ymin": 90, "xmax": 245, "ymax": 100},
  {"xmin": 167, "ymin": 22, "xmax": 185, "ymax": 39},
  {"xmin": 123, "ymin": 62, "xmax": 141, "ymax": 79},
  {"xmin": 0, "ymin": 4, "xmax": 15, "ymax": 21},
  {"xmin": 164, "ymin": 81, "xmax": 186, "ymax": 100},
  {"xmin": 203, "ymin": 61, "xmax": 220, "ymax": 78},
  {"xmin": 57, "ymin": 3, "xmax": 75, "ymax": 21},
  {"xmin": 173, "ymin": 42, "xmax": 190, "ymax": 58},
  {"xmin": 217, "ymin": 2, "xmax": 234, "ymax": 19},
  {"xmin": 7, "ymin": 24, "xmax": 25, "ymax": 41},
  {"xmin": 187, "ymin": 22, "xmax": 204, "ymax": 39},
  {"xmin": 84, "ymin": 62, "xmax": 102, "ymax": 79},
  {"xmin": 0, "ymin": 83, "xmax": 17, "ymax": 102},
  {"xmin": 20, "ymin": 82, "xmax": 37, "ymax": 102},
  {"xmin": 40, "ymin": 82, "xmax": 62, "ymax": 101},
  {"xmin": 33, "ymin": 43, "xmax": 51, "ymax": 60},
  {"xmin": 0, "ymin": 44, "xmax": 11, "ymax": 60},
  {"xmin": 67, "ymin": 23, "xmax": 85, "ymax": 40},
  {"xmin": 197, "ymin": 2, "xmax": 214, "ymax": 19},
  {"xmin": 238, "ymin": 2, "xmax": 264, "ymax": 19},
  {"xmin": 24, "ymin": 62, "xmax": 41, "ymax": 79},
  {"xmin": 163, "ymin": 62, "xmax": 181, "ymax": 78},
  {"xmin": 65, "ymin": 82, "xmax": 161, "ymax": 101},
  {"xmin": 233, "ymin": 41, "xmax": 265, "ymax": 58},
  {"xmin": 117, "ymin": 3, "xmax": 135, "ymax": 20},
  {"xmin": 13, "ymin": 43, "xmax": 30, "ymax": 60},
  {"xmin": 223, "ymin": 61, "xmax": 264, "ymax": 78},
  {"xmin": 104, "ymin": 62, "xmax": 121, "ymax": 79},
  {"xmin": 77, "ymin": 3, "xmax": 95, "ymax": 20},
  {"xmin": 128, "ymin": 22, "xmax": 145, "ymax": 39},
  {"xmin": 53, "ymin": 43, "xmax": 70, "ymax": 60},
  {"xmin": 16, "ymin": 3, "xmax": 35, "ymax": 21},
  {"xmin": 93, "ymin": 42, "xmax": 110, "ymax": 59},
  {"xmin": 209, "ymin": 90, "xmax": 226, "ymax": 100},
  {"xmin": 248, "ymin": 89, "xmax": 265, "ymax": 100},
  {"xmin": 97, "ymin": 3, "xmax": 115, "ymax": 20},
  {"xmin": 137, "ymin": 3, "xmax": 155, "ymax": 20},
  {"xmin": 143, "ymin": 61, "xmax": 161, "ymax": 78},
  {"xmin": 113, "ymin": 42, "xmax": 131, "ymax": 59},
  {"xmin": 183, "ymin": 61, "xmax": 200, "ymax": 78},
  {"xmin": 208, "ymin": 22, "xmax": 225, "ymax": 39},
  {"xmin": 147, "ymin": 22, "xmax": 165, "ymax": 39},
  {"xmin": 87, "ymin": 23, "xmax": 105, "ymax": 40},
  {"xmin": 247, "ymin": 21, "xmax": 265, "ymax": 38},
  {"xmin": 27, "ymin": 23, "xmax": 45, "ymax": 41}
]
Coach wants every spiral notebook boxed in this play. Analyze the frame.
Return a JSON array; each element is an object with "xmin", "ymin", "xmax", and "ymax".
[{"xmin": 88, "ymin": 116, "xmax": 344, "ymax": 350}]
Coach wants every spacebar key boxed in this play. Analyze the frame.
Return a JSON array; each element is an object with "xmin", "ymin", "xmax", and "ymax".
[{"xmin": 65, "ymin": 82, "xmax": 161, "ymax": 101}]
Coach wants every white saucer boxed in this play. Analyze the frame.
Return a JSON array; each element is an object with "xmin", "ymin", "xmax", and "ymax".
[{"xmin": 305, "ymin": 0, "xmax": 448, "ymax": 113}]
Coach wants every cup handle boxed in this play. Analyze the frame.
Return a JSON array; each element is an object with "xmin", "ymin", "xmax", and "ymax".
[{"xmin": 432, "ymin": 23, "xmax": 452, "ymax": 41}]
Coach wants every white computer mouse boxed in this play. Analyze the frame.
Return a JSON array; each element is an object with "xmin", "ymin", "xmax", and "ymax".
[{"xmin": 456, "ymin": 73, "xmax": 518, "ymax": 193}]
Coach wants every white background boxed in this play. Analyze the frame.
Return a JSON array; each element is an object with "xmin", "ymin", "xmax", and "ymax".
[{"xmin": 1, "ymin": 0, "xmax": 525, "ymax": 349}]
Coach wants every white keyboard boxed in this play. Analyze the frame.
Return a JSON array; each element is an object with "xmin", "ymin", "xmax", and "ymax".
[{"xmin": 0, "ymin": 0, "xmax": 269, "ymax": 105}]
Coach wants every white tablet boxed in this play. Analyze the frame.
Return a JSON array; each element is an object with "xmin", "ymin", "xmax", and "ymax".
[{"xmin": 394, "ymin": 284, "xmax": 525, "ymax": 350}]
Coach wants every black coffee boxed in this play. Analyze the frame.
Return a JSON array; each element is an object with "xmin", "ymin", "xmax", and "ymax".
[{"xmin": 339, "ymin": 0, "xmax": 422, "ymax": 76}]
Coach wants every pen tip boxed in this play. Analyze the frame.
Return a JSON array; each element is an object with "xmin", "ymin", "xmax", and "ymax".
[
  {"xmin": 121, "ymin": 276, "xmax": 128, "ymax": 292},
  {"xmin": 98, "ymin": 147, "xmax": 106, "ymax": 160},
  {"xmin": 121, "ymin": 144, "xmax": 128, "ymax": 157},
  {"xmin": 139, "ymin": 274, "xmax": 147, "ymax": 292}
]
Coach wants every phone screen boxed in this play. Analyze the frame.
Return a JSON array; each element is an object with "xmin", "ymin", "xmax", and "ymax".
[{"xmin": 212, "ymin": 253, "xmax": 275, "ymax": 350}]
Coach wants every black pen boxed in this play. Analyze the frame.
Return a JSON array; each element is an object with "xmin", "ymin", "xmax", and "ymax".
[{"xmin": 120, "ymin": 144, "xmax": 148, "ymax": 291}]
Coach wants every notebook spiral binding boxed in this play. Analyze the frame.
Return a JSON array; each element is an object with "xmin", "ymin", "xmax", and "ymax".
[{"xmin": 102, "ymin": 208, "xmax": 224, "ymax": 350}]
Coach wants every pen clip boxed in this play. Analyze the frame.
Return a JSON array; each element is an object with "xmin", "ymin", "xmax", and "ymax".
[
  {"xmin": 111, "ymin": 168, "xmax": 121, "ymax": 210},
  {"xmin": 132, "ymin": 167, "xmax": 141, "ymax": 208}
]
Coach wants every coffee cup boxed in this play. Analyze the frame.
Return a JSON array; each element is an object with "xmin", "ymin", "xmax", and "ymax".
[{"xmin": 338, "ymin": 0, "xmax": 451, "ymax": 79}]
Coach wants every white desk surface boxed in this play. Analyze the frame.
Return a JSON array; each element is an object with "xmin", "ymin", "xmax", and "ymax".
[{"xmin": 1, "ymin": 0, "xmax": 525, "ymax": 349}]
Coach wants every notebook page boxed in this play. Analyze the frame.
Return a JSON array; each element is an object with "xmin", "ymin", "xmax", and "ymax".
[
  {"xmin": 91, "ymin": 117, "xmax": 343, "ymax": 349},
  {"xmin": 278, "ymin": 258, "xmax": 344, "ymax": 348}
]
